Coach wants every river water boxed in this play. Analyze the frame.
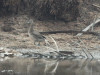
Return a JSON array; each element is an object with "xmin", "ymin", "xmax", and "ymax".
[{"xmin": 0, "ymin": 58, "xmax": 100, "ymax": 75}]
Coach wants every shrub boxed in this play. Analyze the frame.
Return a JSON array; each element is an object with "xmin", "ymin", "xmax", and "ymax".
[
  {"xmin": 0, "ymin": 0, "xmax": 80, "ymax": 22},
  {"xmin": 34, "ymin": 0, "xmax": 80, "ymax": 21}
]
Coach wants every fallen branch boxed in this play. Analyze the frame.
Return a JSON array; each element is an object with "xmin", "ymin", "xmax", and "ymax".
[
  {"xmin": 50, "ymin": 36, "xmax": 59, "ymax": 52},
  {"xmin": 76, "ymin": 16, "xmax": 100, "ymax": 36},
  {"xmin": 40, "ymin": 30, "xmax": 99, "ymax": 36},
  {"xmin": 59, "ymin": 51, "xmax": 74, "ymax": 55}
]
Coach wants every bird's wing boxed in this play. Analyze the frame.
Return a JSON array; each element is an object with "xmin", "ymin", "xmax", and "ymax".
[
  {"xmin": 33, "ymin": 31, "xmax": 41, "ymax": 35},
  {"xmin": 32, "ymin": 33, "xmax": 46, "ymax": 39},
  {"xmin": 33, "ymin": 31, "xmax": 46, "ymax": 39}
]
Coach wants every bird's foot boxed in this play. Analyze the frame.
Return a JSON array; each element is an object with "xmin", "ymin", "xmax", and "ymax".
[
  {"xmin": 44, "ymin": 43, "xmax": 50, "ymax": 46},
  {"xmin": 34, "ymin": 42, "xmax": 40, "ymax": 46}
]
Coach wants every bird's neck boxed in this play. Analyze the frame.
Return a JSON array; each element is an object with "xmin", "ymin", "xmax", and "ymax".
[{"xmin": 29, "ymin": 24, "xmax": 34, "ymax": 33}]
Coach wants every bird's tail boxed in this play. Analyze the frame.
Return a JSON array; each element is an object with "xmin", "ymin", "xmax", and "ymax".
[{"xmin": 45, "ymin": 39, "xmax": 50, "ymax": 46}]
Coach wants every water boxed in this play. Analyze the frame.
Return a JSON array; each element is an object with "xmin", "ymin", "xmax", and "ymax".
[{"xmin": 0, "ymin": 58, "xmax": 100, "ymax": 75}]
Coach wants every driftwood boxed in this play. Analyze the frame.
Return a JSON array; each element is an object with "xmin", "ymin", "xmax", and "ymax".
[{"xmin": 40, "ymin": 30, "xmax": 99, "ymax": 36}]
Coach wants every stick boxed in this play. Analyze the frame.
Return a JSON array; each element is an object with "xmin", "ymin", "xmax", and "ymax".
[
  {"xmin": 76, "ymin": 16, "xmax": 100, "ymax": 36},
  {"xmin": 40, "ymin": 30, "xmax": 99, "ymax": 35},
  {"xmin": 50, "ymin": 36, "xmax": 59, "ymax": 52},
  {"xmin": 93, "ymin": 4, "xmax": 100, "ymax": 8},
  {"xmin": 71, "ymin": 40, "xmax": 89, "ymax": 58},
  {"xmin": 63, "ymin": 41, "xmax": 80, "ymax": 54},
  {"xmin": 77, "ymin": 37, "xmax": 94, "ymax": 58},
  {"xmin": 91, "ymin": 15, "xmax": 96, "ymax": 31}
]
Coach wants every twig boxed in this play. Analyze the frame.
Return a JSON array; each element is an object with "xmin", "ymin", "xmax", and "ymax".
[
  {"xmin": 54, "ymin": 51, "xmax": 64, "ymax": 56},
  {"xmin": 63, "ymin": 41, "xmax": 81, "ymax": 54},
  {"xmin": 44, "ymin": 46, "xmax": 59, "ymax": 54},
  {"xmin": 91, "ymin": 15, "xmax": 96, "ymax": 31},
  {"xmin": 71, "ymin": 40, "xmax": 89, "ymax": 58},
  {"xmin": 77, "ymin": 37, "xmax": 94, "ymax": 58},
  {"xmin": 45, "ymin": 39, "xmax": 50, "ymax": 45},
  {"xmin": 50, "ymin": 36, "xmax": 59, "ymax": 52},
  {"xmin": 76, "ymin": 16, "xmax": 100, "ymax": 36},
  {"xmin": 88, "ymin": 47, "xmax": 100, "ymax": 50},
  {"xmin": 44, "ymin": 46, "xmax": 56, "ymax": 51},
  {"xmin": 93, "ymin": 4, "xmax": 100, "ymax": 8}
]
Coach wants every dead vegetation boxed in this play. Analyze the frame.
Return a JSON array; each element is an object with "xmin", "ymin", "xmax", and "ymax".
[
  {"xmin": 0, "ymin": 0, "xmax": 80, "ymax": 21},
  {"xmin": 0, "ymin": 0, "xmax": 100, "ymax": 59},
  {"xmin": 34, "ymin": 0, "xmax": 80, "ymax": 21}
]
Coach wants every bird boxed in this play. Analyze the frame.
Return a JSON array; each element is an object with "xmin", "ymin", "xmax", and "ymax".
[{"xmin": 27, "ymin": 19, "xmax": 49, "ymax": 46}]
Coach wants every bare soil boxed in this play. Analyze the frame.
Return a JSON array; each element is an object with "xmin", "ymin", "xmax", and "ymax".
[
  {"xmin": 0, "ymin": 15, "xmax": 100, "ymax": 52},
  {"xmin": 0, "ymin": 0, "xmax": 100, "ymax": 52}
]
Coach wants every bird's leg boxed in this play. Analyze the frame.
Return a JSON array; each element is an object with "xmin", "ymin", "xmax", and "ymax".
[
  {"xmin": 34, "ymin": 41, "xmax": 40, "ymax": 46},
  {"xmin": 34, "ymin": 41, "xmax": 36, "ymax": 45},
  {"xmin": 38, "ymin": 42, "xmax": 40, "ymax": 45},
  {"xmin": 44, "ymin": 43, "xmax": 46, "ymax": 46}
]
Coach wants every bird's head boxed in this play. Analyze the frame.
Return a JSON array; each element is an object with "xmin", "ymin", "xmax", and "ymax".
[{"xmin": 27, "ymin": 19, "xmax": 33, "ymax": 24}]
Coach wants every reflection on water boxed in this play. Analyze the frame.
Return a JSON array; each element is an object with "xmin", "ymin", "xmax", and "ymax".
[{"xmin": 0, "ymin": 58, "xmax": 100, "ymax": 75}]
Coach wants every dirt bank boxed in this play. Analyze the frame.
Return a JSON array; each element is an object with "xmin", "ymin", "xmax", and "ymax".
[{"xmin": 0, "ymin": 0, "xmax": 100, "ymax": 52}]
